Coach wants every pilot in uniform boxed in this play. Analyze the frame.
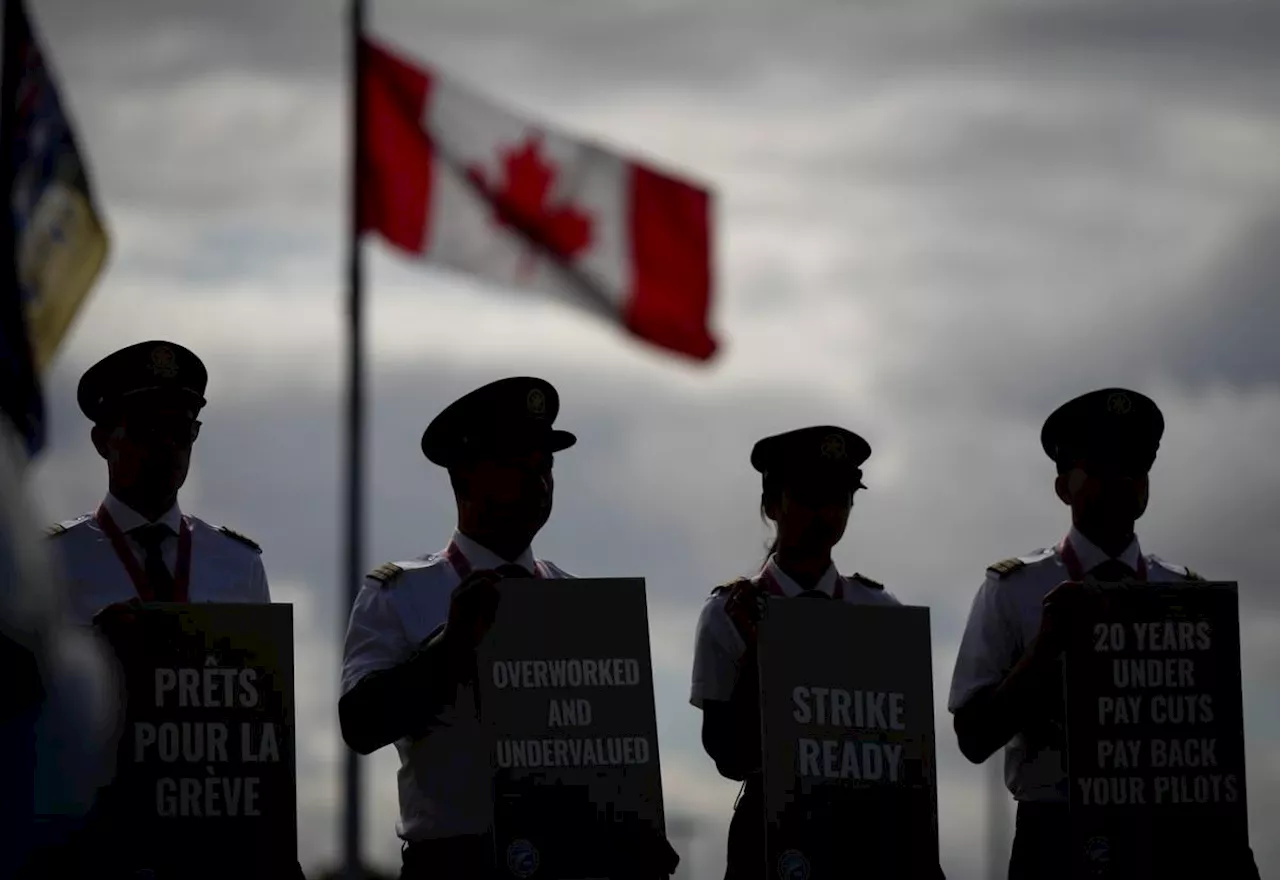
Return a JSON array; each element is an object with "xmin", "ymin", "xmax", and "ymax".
[
  {"xmin": 43, "ymin": 342, "xmax": 296, "ymax": 880},
  {"xmin": 948, "ymin": 387, "xmax": 1260, "ymax": 880},
  {"xmin": 43, "ymin": 340, "xmax": 294, "ymax": 879},
  {"xmin": 340, "ymin": 377, "xmax": 680, "ymax": 879},
  {"xmin": 48, "ymin": 340, "xmax": 269, "ymax": 624},
  {"xmin": 689, "ymin": 426, "xmax": 906, "ymax": 880}
]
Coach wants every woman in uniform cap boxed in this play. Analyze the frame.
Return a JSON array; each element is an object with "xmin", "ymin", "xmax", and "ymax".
[{"xmin": 689, "ymin": 426, "xmax": 919, "ymax": 879}]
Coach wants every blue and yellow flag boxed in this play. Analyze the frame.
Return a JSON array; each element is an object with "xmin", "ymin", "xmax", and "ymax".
[{"xmin": 1, "ymin": 0, "xmax": 109, "ymax": 455}]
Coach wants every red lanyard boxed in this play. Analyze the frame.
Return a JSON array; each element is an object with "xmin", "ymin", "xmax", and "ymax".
[
  {"xmin": 444, "ymin": 541, "xmax": 547, "ymax": 580},
  {"xmin": 759, "ymin": 564, "xmax": 845, "ymax": 600},
  {"xmin": 95, "ymin": 504, "xmax": 193, "ymax": 602},
  {"xmin": 1060, "ymin": 536, "xmax": 1147, "ymax": 583}
]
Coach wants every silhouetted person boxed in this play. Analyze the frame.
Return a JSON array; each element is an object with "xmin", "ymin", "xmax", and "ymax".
[
  {"xmin": 43, "ymin": 340, "xmax": 298, "ymax": 879},
  {"xmin": 948, "ymin": 387, "xmax": 1260, "ymax": 880},
  {"xmin": 691, "ymin": 427, "xmax": 940, "ymax": 878},
  {"xmin": 339, "ymin": 376, "xmax": 678, "ymax": 879},
  {"xmin": 50, "ymin": 340, "xmax": 269, "ymax": 620},
  {"xmin": 0, "ymin": 421, "xmax": 120, "ymax": 878}
]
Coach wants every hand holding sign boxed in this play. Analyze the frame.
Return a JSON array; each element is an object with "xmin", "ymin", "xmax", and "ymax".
[
  {"xmin": 723, "ymin": 577, "xmax": 767, "ymax": 644},
  {"xmin": 607, "ymin": 823, "xmax": 681, "ymax": 879},
  {"xmin": 442, "ymin": 569, "xmax": 503, "ymax": 649},
  {"xmin": 1038, "ymin": 580, "xmax": 1097, "ymax": 658},
  {"xmin": 92, "ymin": 596, "xmax": 144, "ymax": 628},
  {"xmin": 92, "ymin": 597, "xmax": 159, "ymax": 666}
]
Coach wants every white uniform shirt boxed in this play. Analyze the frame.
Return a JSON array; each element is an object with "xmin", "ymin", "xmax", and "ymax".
[
  {"xmin": 947, "ymin": 526, "xmax": 1201, "ymax": 803},
  {"xmin": 340, "ymin": 530, "xmax": 572, "ymax": 842},
  {"xmin": 48, "ymin": 494, "xmax": 271, "ymax": 626},
  {"xmin": 689, "ymin": 555, "xmax": 900, "ymax": 709}
]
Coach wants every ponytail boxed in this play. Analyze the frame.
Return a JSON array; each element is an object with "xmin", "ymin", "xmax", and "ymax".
[{"xmin": 765, "ymin": 534, "xmax": 779, "ymax": 561}]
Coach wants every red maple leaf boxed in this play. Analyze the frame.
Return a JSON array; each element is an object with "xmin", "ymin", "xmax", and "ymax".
[{"xmin": 466, "ymin": 133, "xmax": 594, "ymax": 278}]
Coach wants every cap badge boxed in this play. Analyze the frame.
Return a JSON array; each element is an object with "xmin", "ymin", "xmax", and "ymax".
[
  {"xmin": 1106, "ymin": 392, "xmax": 1132, "ymax": 415},
  {"xmin": 148, "ymin": 345, "xmax": 179, "ymax": 379},
  {"xmin": 526, "ymin": 388, "xmax": 546, "ymax": 417},
  {"xmin": 820, "ymin": 433, "xmax": 847, "ymax": 460}
]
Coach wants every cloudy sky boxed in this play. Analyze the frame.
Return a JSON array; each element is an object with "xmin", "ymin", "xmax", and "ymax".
[{"xmin": 23, "ymin": 0, "xmax": 1280, "ymax": 876}]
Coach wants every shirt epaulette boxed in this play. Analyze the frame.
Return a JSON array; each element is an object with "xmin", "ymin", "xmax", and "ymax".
[
  {"xmin": 217, "ymin": 526, "xmax": 262, "ymax": 553},
  {"xmin": 987, "ymin": 558, "xmax": 1026, "ymax": 578},
  {"xmin": 1149, "ymin": 555, "xmax": 1204, "ymax": 581},
  {"xmin": 368, "ymin": 562, "xmax": 405, "ymax": 586},
  {"xmin": 709, "ymin": 577, "xmax": 748, "ymax": 598},
  {"xmin": 46, "ymin": 513, "xmax": 90, "ymax": 537},
  {"xmin": 850, "ymin": 572, "xmax": 884, "ymax": 590}
]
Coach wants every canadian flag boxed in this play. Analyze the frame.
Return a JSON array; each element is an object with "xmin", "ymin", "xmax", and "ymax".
[{"xmin": 359, "ymin": 37, "xmax": 718, "ymax": 361}]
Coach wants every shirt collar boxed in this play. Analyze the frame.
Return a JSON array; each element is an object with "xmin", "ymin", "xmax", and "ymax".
[
  {"xmin": 763, "ymin": 555, "xmax": 840, "ymax": 597},
  {"xmin": 451, "ymin": 529, "xmax": 537, "ymax": 574},
  {"xmin": 1066, "ymin": 525, "xmax": 1143, "ymax": 573},
  {"xmin": 102, "ymin": 493, "xmax": 183, "ymax": 535}
]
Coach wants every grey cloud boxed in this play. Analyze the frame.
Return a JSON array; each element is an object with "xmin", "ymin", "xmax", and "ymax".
[
  {"xmin": 37, "ymin": 0, "xmax": 953, "ymax": 89},
  {"xmin": 990, "ymin": 1, "xmax": 1280, "ymax": 65},
  {"xmin": 1141, "ymin": 209, "xmax": 1280, "ymax": 390}
]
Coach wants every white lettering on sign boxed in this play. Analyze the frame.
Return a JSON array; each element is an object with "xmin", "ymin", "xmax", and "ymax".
[
  {"xmin": 1149, "ymin": 738, "xmax": 1218, "ymax": 769},
  {"xmin": 790, "ymin": 687, "xmax": 906, "ymax": 730},
  {"xmin": 1153, "ymin": 774, "xmax": 1239, "ymax": 804},
  {"xmin": 490, "ymin": 658, "xmax": 642, "ymax": 689},
  {"xmin": 1077, "ymin": 776, "xmax": 1148, "ymax": 806},
  {"xmin": 546, "ymin": 698, "xmax": 594, "ymax": 728},
  {"xmin": 155, "ymin": 776, "xmax": 261, "ymax": 817},
  {"xmin": 240, "ymin": 722, "xmax": 281, "ymax": 763},
  {"xmin": 133, "ymin": 722, "xmax": 230, "ymax": 763},
  {"xmin": 494, "ymin": 736, "xmax": 652, "ymax": 768},
  {"xmin": 153, "ymin": 667, "xmax": 259, "ymax": 709},
  {"xmin": 1110, "ymin": 658, "xmax": 1196, "ymax": 689},
  {"xmin": 1079, "ymin": 611, "xmax": 1235, "ymax": 818},
  {"xmin": 1097, "ymin": 695, "xmax": 1143, "ymax": 725},
  {"xmin": 1096, "ymin": 739, "xmax": 1142, "ymax": 770},
  {"xmin": 1133, "ymin": 621, "xmax": 1212, "ymax": 652},
  {"xmin": 1149, "ymin": 695, "xmax": 1215, "ymax": 725},
  {"xmin": 796, "ymin": 738, "xmax": 904, "ymax": 782}
]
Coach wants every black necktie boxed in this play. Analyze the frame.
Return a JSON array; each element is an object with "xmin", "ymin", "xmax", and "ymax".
[
  {"xmin": 131, "ymin": 523, "xmax": 177, "ymax": 601},
  {"xmin": 496, "ymin": 564, "xmax": 534, "ymax": 579},
  {"xmin": 797, "ymin": 589, "xmax": 830, "ymax": 600},
  {"xmin": 1090, "ymin": 559, "xmax": 1134, "ymax": 583}
]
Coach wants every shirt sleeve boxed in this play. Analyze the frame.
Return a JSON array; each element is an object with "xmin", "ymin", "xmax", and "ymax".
[
  {"xmin": 689, "ymin": 595, "xmax": 746, "ymax": 709},
  {"xmin": 250, "ymin": 554, "xmax": 271, "ymax": 603},
  {"xmin": 538, "ymin": 559, "xmax": 575, "ymax": 579},
  {"xmin": 340, "ymin": 581, "xmax": 412, "ymax": 697},
  {"xmin": 947, "ymin": 574, "xmax": 1022, "ymax": 713}
]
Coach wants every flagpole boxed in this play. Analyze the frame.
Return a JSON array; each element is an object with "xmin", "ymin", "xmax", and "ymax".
[
  {"xmin": 986, "ymin": 756, "xmax": 1007, "ymax": 880},
  {"xmin": 343, "ymin": 0, "xmax": 366, "ymax": 877}
]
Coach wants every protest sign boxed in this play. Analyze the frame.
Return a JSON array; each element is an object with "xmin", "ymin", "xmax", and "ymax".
[
  {"xmin": 98, "ymin": 602, "xmax": 296, "ymax": 876},
  {"xmin": 476, "ymin": 578, "xmax": 665, "ymax": 879},
  {"xmin": 1065, "ymin": 581, "xmax": 1249, "ymax": 879},
  {"xmin": 757, "ymin": 600, "xmax": 938, "ymax": 879}
]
